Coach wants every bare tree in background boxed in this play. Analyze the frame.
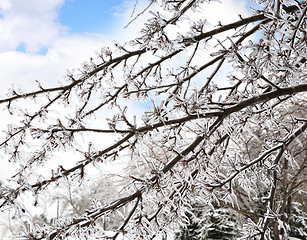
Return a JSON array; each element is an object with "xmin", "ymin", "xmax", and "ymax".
[
  {"xmin": 0, "ymin": 0, "xmax": 306, "ymax": 239},
  {"xmin": 175, "ymin": 95, "xmax": 307, "ymax": 240}
]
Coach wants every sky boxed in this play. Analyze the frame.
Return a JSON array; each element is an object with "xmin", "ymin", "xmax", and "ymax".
[
  {"xmin": 58, "ymin": 0, "xmax": 124, "ymax": 35},
  {"xmin": 0, "ymin": 0, "xmax": 128, "ymax": 52}
]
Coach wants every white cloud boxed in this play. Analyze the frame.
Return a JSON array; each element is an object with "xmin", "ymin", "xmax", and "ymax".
[
  {"xmin": 0, "ymin": 0, "xmax": 67, "ymax": 52},
  {"xmin": 0, "ymin": 35, "xmax": 112, "ymax": 91},
  {"xmin": 0, "ymin": 0, "xmax": 11, "ymax": 11}
]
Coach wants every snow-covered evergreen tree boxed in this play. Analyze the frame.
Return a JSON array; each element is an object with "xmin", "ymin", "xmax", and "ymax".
[
  {"xmin": 175, "ymin": 207, "xmax": 202, "ymax": 240},
  {"xmin": 287, "ymin": 202, "xmax": 307, "ymax": 240},
  {"xmin": 175, "ymin": 206, "xmax": 241, "ymax": 240},
  {"xmin": 198, "ymin": 207, "xmax": 240, "ymax": 240}
]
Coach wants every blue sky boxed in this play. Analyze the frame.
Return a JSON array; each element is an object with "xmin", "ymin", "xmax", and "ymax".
[{"xmin": 58, "ymin": 0, "xmax": 124, "ymax": 35}]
